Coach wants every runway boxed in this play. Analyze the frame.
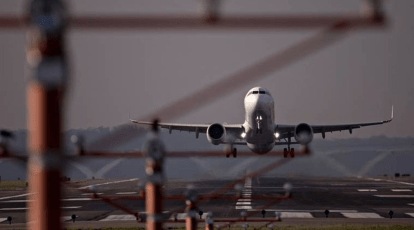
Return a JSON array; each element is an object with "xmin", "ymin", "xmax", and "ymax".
[{"xmin": 1, "ymin": 176, "xmax": 414, "ymax": 228}]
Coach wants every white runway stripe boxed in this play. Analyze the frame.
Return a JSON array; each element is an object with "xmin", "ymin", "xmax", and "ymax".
[
  {"xmin": 235, "ymin": 205, "xmax": 253, "ymax": 210},
  {"xmin": 341, "ymin": 212, "xmax": 383, "ymax": 218},
  {"xmin": 62, "ymin": 198, "xmax": 95, "ymax": 201},
  {"xmin": 0, "ymin": 198, "xmax": 95, "ymax": 203},
  {"xmin": 357, "ymin": 189, "xmax": 377, "ymax": 192},
  {"xmin": 0, "ymin": 199, "xmax": 32, "ymax": 203},
  {"xmin": 235, "ymin": 178, "xmax": 253, "ymax": 210},
  {"xmin": 173, "ymin": 213, "xmax": 209, "ymax": 220},
  {"xmin": 116, "ymin": 192, "xmax": 138, "ymax": 195},
  {"xmin": 391, "ymin": 189, "xmax": 412, "ymax": 192},
  {"xmin": 61, "ymin": 216, "xmax": 72, "ymax": 221},
  {"xmin": 406, "ymin": 213, "xmax": 414, "ymax": 218},
  {"xmin": 79, "ymin": 178, "xmax": 139, "ymax": 189},
  {"xmin": 236, "ymin": 202, "xmax": 252, "ymax": 205},
  {"xmin": 82, "ymin": 193, "xmax": 103, "ymax": 196},
  {"xmin": 280, "ymin": 212, "xmax": 313, "ymax": 218},
  {"xmin": 374, "ymin": 195, "xmax": 414, "ymax": 198},
  {"xmin": 0, "ymin": 193, "xmax": 32, "ymax": 201},
  {"xmin": 367, "ymin": 178, "xmax": 414, "ymax": 186},
  {"xmin": 0, "ymin": 206, "xmax": 81, "ymax": 211},
  {"xmin": 100, "ymin": 215, "xmax": 136, "ymax": 221},
  {"xmin": 249, "ymin": 209, "xmax": 357, "ymax": 213},
  {"xmin": 0, "ymin": 208, "xmax": 28, "ymax": 211},
  {"xmin": 62, "ymin": 206, "xmax": 83, "ymax": 209}
]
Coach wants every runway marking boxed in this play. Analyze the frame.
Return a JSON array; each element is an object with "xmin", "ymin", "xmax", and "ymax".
[
  {"xmin": 0, "ymin": 198, "xmax": 96, "ymax": 203},
  {"xmin": 0, "ymin": 207, "xmax": 29, "ymax": 211},
  {"xmin": 406, "ymin": 213, "xmax": 414, "ymax": 218},
  {"xmin": 62, "ymin": 216, "xmax": 74, "ymax": 221},
  {"xmin": 385, "ymin": 180, "xmax": 414, "ymax": 186},
  {"xmin": 236, "ymin": 202, "xmax": 252, "ymax": 205},
  {"xmin": 100, "ymin": 215, "xmax": 136, "ymax": 221},
  {"xmin": 235, "ymin": 178, "xmax": 253, "ymax": 210},
  {"xmin": 341, "ymin": 212, "xmax": 383, "ymax": 218},
  {"xmin": 0, "ymin": 199, "xmax": 32, "ymax": 203},
  {"xmin": 357, "ymin": 189, "xmax": 377, "ymax": 192},
  {"xmin": 174, "ymin": 213, "xmax": 209, "ymax": 220},
  {"xmin": 280, "ymin": 212, "xmax": 313, "ymax": 218},
  {"xmin": 81, "ymin": 193, "xmax": 103, "ymax": 196},
  {"xmin": 366, "ymin": 177, "xmax": 414, "ymax": 186},
  {"xmin": 59, "ymin": 206, "xmax": 83, "ymax": 210},
  {"xmin": 0, "ymin": 206, "xmax": 81, "ymax": 211},
  {"xmin": 392, "ymin": 189, "xmax": 412, "ymax": 192},
  {"xmin": 249, "ymin": 209, "xmax": 358, "ymax": 213},
  {"xmin": 79, "ymin": 178, "xmax": 139, "ymax": 189},
  {"xmin": 116, "ymin": 192, "xmax": 138, "ymax": 195},
  {"xmin": 236, "ymin": 205, "xmax": 253, "ymax": 210},
  {"xmin": 374, "ymin": 195, "xmax": 414, "ymax": 198},
  {"xmin": 63, "ymin": 198, "xmax": 97, "ymax": 201},
  {"xmin": 0, "ymin": 193, "xmax": 32, "ymax": 201}
]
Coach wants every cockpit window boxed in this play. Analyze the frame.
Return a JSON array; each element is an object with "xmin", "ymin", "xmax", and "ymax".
[{"xmin": 248, "ymin": 90, "xmax": 268, "ymax": 96}]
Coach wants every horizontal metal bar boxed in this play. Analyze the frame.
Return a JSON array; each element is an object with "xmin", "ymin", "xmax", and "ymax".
[{"xmin": 0, "ymin": 14, "xmax": 385, "ymax": 30}]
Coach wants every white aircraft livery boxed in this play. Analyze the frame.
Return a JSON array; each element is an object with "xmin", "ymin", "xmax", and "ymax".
[{"xmin": 132, "ymin": 87, "xmax": 393, "ymax": 157}]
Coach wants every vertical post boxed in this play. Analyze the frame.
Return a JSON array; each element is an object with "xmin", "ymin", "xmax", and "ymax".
[
  {"xmin": 185, "ymin": 187, "xmax": 198, "ymax": 230},
  {"xmin": 205, "ymin": 212, "xmax": 214, "ymax": 230},
  {"xmin": 26, "ymin": 0, "xmax": 67, "ymax": 230},
  {"xmin": 144, "ymin": 120, "xmax": 165, "ymax": 230}
]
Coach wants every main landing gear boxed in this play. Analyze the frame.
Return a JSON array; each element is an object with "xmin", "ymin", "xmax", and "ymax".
[
  {"xmin": 283, "ymin": 147, "xmax": 295, "ymax": 158},
  {"xmin": 225, "ymin": 146, "xmax": 237, "ymax": 158}
]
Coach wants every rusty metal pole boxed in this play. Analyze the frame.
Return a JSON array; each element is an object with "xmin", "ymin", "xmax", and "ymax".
[
  {"xmin": 144, "ymin": 121, "xmax": 165, "ymax": 230},
  {"xmin": 26, "ymin": 0, "xmax": 67, "ymax": 230},
  {"xmin": 185, "ymin": 187, "xmax": 198, "ymax": 230},
  {"xmin": 205, "ymin": 213, "xmax": 214, "ymax": 230}
]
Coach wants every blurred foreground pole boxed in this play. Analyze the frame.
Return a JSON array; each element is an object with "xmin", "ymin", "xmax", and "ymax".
[
  {"xmin": 205, "ymin": 213, "xmax": 214, "ymax": 230},
  {"xmin": 144, "ymin": 121, "xmax": 165, "ymax": 230},
  {"xmin": 26, "ymin": 0, "xmax": 68, "ymax": 230},
  {"xmin": 185, "ymin": 187, "xmax": 198, "ymax": 230}
]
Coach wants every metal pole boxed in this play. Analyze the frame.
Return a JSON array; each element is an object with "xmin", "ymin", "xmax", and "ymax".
[
  {"xmin": 26, "ymin": 0, "xmax": 67, "ymax": 230},
  {"xmin": 144, "ymin": 120, "xmax": 165, "ymax": 230},
  {"xmin": 205, "ymin": 212, "xmax": 214, "ymax": 230},
  {"xmin": 185, "ymin": 187, "xmax": 198, "ymax": 230}
]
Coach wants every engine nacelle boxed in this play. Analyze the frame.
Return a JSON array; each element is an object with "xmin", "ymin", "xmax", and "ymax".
[
  {"xmin": 294, "ymin": 123, "xmax": 313, "ymax": 145},
  {"xmin": 207, "ymin": 123, "xmax": 226, "ymax": 145}
]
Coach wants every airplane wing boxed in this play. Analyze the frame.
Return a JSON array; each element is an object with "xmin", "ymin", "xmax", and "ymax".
[
  {"xmin": 275, "ymin": 106, "xmax": 393, "ymax": 140},
  {"xmin": 130, "ymin": 120, "xmax": 245, "ymax": 143}
]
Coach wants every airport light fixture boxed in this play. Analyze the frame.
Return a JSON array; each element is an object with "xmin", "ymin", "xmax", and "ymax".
[{"xmin": 283, "ymin": 182, "xmax": 292, "ymax": 196}]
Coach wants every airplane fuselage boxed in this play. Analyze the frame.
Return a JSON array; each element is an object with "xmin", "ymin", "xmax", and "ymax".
[{"xmin": 243, "ymin": 87, "xmax": 275, "ymax": 154}]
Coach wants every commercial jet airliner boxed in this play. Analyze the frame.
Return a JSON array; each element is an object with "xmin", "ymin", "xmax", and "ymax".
[{"xmin": 132, "ymin": 87, "xmax": 393, "ymax": 158}]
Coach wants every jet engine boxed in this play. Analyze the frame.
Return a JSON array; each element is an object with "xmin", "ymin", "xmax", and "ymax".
[
  {"xmin": 294, "ymin": 123, "xmax": 313, "ymax": 145},
  {"xmin": 207, "ymin": 123, "xmax": 226, "ymax": 145}
]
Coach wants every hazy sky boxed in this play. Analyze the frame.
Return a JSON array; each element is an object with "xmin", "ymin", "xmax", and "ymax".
[{"xmin": 0, "ymin": 0, "xmax": 413, "ymax": 138}]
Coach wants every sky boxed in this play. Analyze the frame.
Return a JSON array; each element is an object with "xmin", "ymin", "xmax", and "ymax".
[{"xmin": 0, "ymin": 0, "xmax": 413, "ymax": 139}]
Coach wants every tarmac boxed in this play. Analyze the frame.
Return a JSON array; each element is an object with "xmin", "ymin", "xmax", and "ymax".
[{"xmin": 1, "ymin": 176, "xmax": 414, "ymax": 229}]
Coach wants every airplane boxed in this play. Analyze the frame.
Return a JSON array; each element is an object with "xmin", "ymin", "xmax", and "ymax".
[{"xmin": 131, "ymin": 87, "xmax": 393, "ymax": 158}]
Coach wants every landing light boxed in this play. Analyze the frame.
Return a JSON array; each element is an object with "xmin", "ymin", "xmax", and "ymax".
[
  {"xmin": 241, "ymin": 132, "xmax": 246, "ymax": 138},
  {"xmin": 274, "ymin": 132, "xmax": 280, "ymax": 138}
]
